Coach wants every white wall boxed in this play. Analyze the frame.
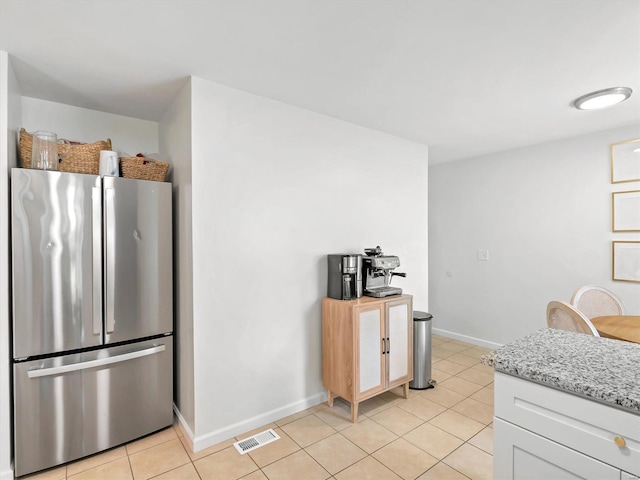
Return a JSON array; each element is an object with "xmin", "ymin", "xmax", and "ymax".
[
  {"xmin": 429, "ymin": 124, "xmax": 640, "ymax": 346},
  {"xmin": 188, "ymin": 77, "xmax": 429, "ymax": 449},
  {"xmin": 0, "ymin": 50, "xmax": 21, "ymax": 480},
  {"xmin": 159, "ymin": 80, "xmax": 195, "ymax": 436}
]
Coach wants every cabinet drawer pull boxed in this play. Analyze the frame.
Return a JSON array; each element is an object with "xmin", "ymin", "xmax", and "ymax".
[
  {"xmin": 614, "ymin": 436, "xmax": 626, "ymax": 448},
  {"xmin": 386, "ymin": 337, "xmax": 390, "ymax": 354},
  {"xmin": 382, "ymin": 338, "xmax": 386, "ymax": 355}
]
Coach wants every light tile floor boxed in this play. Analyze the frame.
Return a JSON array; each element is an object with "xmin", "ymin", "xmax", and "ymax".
[{"xmin": 21, "ymin": 335, "xmax": 494, "ymax": 480}]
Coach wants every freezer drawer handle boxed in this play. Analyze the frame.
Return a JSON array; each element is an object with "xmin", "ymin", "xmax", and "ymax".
[{"xmin": 27, "ymin": 345, "xmax": 165, "ymax": 378}]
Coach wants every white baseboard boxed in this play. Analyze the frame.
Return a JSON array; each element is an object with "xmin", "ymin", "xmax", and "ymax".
[
  {"xmin": 432, "ymin": 327, "xmax": 503, "ymax": 350},
  {"xmin": 173, "ymin": 404, "xmax": 196, "ymax": 448},
  {"xmin": 174, "ymin": 392, "xmax": 327, "ymax": 453},
  {"xmin": 0, "ymin": 468, "xmax": 13, "ymax": 480}
]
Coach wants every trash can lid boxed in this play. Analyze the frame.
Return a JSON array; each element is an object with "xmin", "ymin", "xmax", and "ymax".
[{"xmin": 413, "ymin": 311, "xmax": 433, "ymax": 321}]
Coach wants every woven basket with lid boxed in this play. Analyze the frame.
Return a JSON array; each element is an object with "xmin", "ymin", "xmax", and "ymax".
[{"xmin": 120, "ymin": 156, "xmax": 169, "ymax": 182}]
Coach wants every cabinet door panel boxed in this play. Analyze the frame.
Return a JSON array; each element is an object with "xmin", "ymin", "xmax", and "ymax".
[
  {"xmin": 357, "ymin": 307, "xmax": 384, "ymax": 397},
  {"xmin": 495, "ymin": 372, "xmax": 640, "ymax": 476},
  {"xmin": 387, "ymin": 300, "xmax": 412, "ymax": 386},
  {"xmin": 494, "ymin": 418, "xmax": 620, "ymax": 480}
]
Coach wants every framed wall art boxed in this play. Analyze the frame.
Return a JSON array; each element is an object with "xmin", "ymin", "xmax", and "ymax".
[
  {"xmin": 612, "ymin": 241, "xmax": 640, "ymax": 283},
  {"xmin": 611, "ymin": 138, "xmax": 640, "ymax": 184},
  {"xmin": 612, "ymin": 190, "xmax": 640, "ymax": 231}
]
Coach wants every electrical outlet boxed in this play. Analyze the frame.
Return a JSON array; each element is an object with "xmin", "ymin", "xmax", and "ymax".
[{"xmin": 477, "ymin": 250, "xmax": 489, "ymax": 261}]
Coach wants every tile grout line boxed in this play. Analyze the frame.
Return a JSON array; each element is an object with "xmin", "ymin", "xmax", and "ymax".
[{"xmin": 58, "ymin": 337, "xmax": 492, "ymax": 480}]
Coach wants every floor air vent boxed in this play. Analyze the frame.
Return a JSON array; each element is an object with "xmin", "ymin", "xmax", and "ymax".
[{"xmin": 233, "ymin": 429, "xmax": 280, "ymax": 455}]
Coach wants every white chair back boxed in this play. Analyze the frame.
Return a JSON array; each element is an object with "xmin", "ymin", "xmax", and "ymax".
[
  {"xmin": 570, "ymin": 286, "xmax": 625, "ymax": 320},
  {"xmin": 547, "ymin": 300, "xmax": 599, "ymax": 336}
]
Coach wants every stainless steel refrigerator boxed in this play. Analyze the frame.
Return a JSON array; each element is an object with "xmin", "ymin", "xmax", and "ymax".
[{"xmin": 11, "ymin": 168, "xmax": 173, "ymax": 477}]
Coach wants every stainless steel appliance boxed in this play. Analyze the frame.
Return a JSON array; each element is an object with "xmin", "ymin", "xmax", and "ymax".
[
  {"xmin": 362, "ymin": 246, "xmax": 406, "ymax": 297},
  {"xmin": 409, "ymin": 311, "xmax": 435, "ymax": 390},
  {"xmin": 327, "ymin": 254, "xmax": 363, "ymax": 300},
  {"xmin": 11, "ymin": 168, "xmax": 173, "ymax": 477}
]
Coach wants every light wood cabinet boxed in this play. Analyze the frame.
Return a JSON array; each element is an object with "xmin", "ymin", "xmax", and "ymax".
[{"xmin": 322, "ymin": 295, "xmax": 413, "ymax": 423}]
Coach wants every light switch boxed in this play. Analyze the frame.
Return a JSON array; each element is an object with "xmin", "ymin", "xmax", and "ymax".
[{"xmin": 477, "ymin": 250, "xmax": 489, "ymax": 261}]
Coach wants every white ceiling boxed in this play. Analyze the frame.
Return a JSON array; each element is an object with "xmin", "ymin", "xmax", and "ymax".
[{"xmin": 1, "ymin": 0, "xmax": 639, "ymax": 164}]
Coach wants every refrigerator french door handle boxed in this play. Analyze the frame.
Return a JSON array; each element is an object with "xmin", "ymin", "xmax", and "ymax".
[
  {"xmin": 105, "ymin": 187, "xmax": 116, "ymax": 333},
  {"xmin": 27, "ymin": 345, "xmax": 166, "ymax": 378},
  {"xmin": 92, "ymin": 186, "xmax": 102, "ymax": 335}
]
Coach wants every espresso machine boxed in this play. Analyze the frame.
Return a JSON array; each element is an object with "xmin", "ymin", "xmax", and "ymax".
[
  {"xmin": 362, "ymin": 246, "xmax": 406, "ymax": 297},
  {"xmin": 327, "ymin": 254, "xmax": 363, "ymax": 300}
]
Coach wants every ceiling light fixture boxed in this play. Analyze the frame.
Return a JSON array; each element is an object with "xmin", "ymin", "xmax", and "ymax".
[{"xmin": 573, "ymin": 87, "xmax": 633, "ymax": 110}]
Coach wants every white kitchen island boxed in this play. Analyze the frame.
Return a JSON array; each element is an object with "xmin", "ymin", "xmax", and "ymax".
[{"xmin": 489, "ymin": 328, "xmax": 640, "ymax": 480}]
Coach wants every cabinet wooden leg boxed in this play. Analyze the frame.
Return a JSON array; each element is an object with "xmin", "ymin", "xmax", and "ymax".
[
  {"xmin": 403, "ymin": 382, "xmax": 410, "ymax": 399},
  {"xmin": 327, "ymin": 390, "xmax": 334, "ymax": 407},
  {"xmin": 351, "ymin": 402, "xmax": 359, "ymax": 423}
]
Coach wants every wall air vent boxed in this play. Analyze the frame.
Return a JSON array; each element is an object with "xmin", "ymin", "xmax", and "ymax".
[{"xmin": 233, "ymin": 429, "xmax": 280, "ymax": 455}]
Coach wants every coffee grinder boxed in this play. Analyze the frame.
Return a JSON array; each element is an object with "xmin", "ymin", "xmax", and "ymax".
[{"xmin": 327, "ymin": 254, "xmax": 363, "ymax": 300}]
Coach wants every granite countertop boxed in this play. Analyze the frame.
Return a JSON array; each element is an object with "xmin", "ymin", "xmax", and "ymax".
[{"xmin": 486, "ymin": 328, "xmax": 640, "ymax": 414}]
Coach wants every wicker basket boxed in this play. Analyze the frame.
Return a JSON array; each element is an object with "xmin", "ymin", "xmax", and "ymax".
[
  {"xmin": 120, "ymin": 156, "xmax": 169, "ymax": 182},
  {"xmin": 19, "ymin": 128, "xmax": 112, "ymax": 175}
]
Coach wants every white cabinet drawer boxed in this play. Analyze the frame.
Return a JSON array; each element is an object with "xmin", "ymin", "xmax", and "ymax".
[
  {"xmin": 494, "ymin": 418, "xmax": 621, "ymax": 480},
  {"xmin": 495, "ymin": 372, "xmax": 640, "ymax": 476}
]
